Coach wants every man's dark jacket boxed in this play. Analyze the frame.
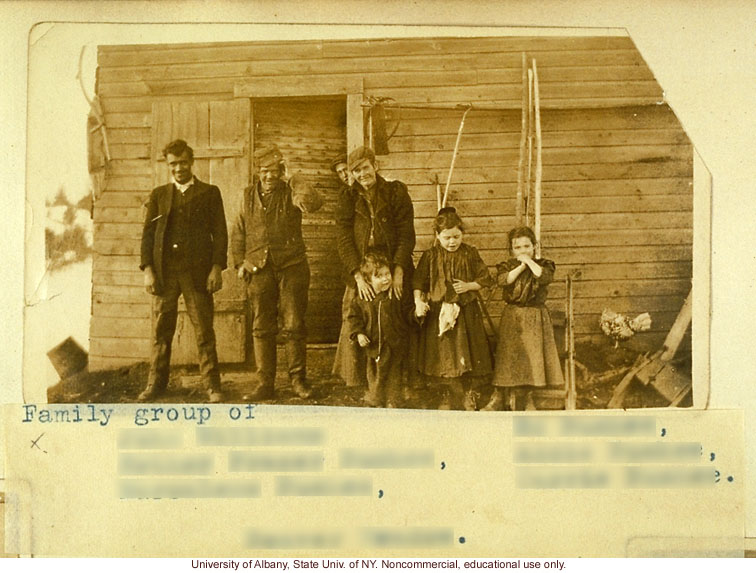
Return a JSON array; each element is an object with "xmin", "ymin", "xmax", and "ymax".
[
  {"xmin": 334, "ymin": 174, "xmax": 415, "ymax": 285},
  {"xmin": 140, "ymin": 179, "xmax": 228, "ymax": 295},
  {"xmin": 231, "ymin": 174, "xmax": 322, "ymax": 272}
]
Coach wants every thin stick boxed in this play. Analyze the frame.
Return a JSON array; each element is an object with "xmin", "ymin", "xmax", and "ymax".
[
  {"xmin": 435, "ymin": 174, "xmax": 441, "ymax": 211},
  {"xmin": 533, "ymin": 58, "xmax": 542, "ymax": 258},
  {"xmin": 567, "ymin": 274, "xmax": 577, "ymax": 410},
  {"xmin": 442, "ymin": 104, "xmax": 472, "ymax": 208},
  {"xmin": 516, "ymin": 52, "xmax": 527, "ymax": 225},
  {"xmin": 525, "ymin": 68, "xmax": 534, "ymax": 226},
  {"xmin": 368, "ymin": 109, "xmax": 373, "ymax": 149}
]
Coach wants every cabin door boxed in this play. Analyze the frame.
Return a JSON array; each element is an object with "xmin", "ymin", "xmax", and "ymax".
[
  {"xmin": 252, "ymin": 98, "xmax": 347, "ymax": 343},
  {"xmin": 150, "ymin": 100, "xmax": 251, "ymax": 365}
]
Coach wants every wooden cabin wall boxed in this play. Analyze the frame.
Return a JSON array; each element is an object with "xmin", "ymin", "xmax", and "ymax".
[
  {"xmin": 91, "ymin": 35, "xmax": 692, "ymax": 369},
  {"xmin": 383, "ymin": 105, "xmax": 692, "ymax": 348}
]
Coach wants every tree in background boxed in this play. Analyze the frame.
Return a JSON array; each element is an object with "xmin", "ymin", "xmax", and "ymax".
[{"xmin": 46, "ymin": 186, "xmax": 93, "ymax": 270}]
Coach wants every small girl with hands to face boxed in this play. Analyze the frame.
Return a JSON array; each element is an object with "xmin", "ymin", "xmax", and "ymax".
[
  {"xmin": 413, "ymin": 207, "xmax": 494, "ymax": 410},
  {"xmin": 484, "ymin": 226, "xmax": 564, "ymax": 411}
]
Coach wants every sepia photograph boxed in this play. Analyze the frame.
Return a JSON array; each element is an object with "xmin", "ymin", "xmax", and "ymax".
[
  {"xmin": 5, "ymin": 1, "xmax": 754, "ymax": 559},
  {"xmin": 31, "ymin": 27, "xmax": 701, "ymax": 412}
]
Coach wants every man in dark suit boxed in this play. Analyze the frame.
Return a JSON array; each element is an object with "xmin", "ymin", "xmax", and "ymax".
[{"xmin": 139, "ymin": 139, "xmax": 228, "ymax": 403}]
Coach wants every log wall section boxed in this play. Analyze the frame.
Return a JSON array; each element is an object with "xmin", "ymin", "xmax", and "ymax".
[{"xmin": 92, "ymin": 35, "xmax": 692, "ymax": 370}]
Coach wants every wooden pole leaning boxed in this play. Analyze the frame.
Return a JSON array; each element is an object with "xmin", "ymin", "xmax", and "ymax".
[
  {"xmin": 525, "ymin": 68, "xmax": 534, "ymax": 226},
  {"xmin": 441, "ymin": 104, "xmax": 473, "ymax": 208},
  {"xmin": 516, "ymin": 52, "xmax": 528, "ymax": 225},
  {"xmin": 533, "ymin": 58, "xmax": 543, "ymax": 258}
]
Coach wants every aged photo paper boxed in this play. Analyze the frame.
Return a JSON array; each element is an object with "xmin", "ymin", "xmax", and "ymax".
[{"xmin": 1, "ymin": 0, "xmax": 755, "ymax": 559}]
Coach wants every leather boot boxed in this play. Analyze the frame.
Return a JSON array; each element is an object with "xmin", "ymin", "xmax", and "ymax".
[
  {"xmin": 138, "ymin": 381, "xmax": 166, "ymax": 401},
  {"xmin": 207, "ymin": 379, "xmax": 223, "ymax": 404},
  {"xmin": 244, "ymin": 337, "xmax": 276, "ymax": 401},
  {"xmin": 481, "ymin": 388, "xmax": 506, "ymax": 411},
  {"xmin": 286, "ymin": 337, "xmax": 309, "ymax": 398}
]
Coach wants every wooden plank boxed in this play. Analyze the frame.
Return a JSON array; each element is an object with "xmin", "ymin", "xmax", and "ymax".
[
  {"xmin": 347, "ymin": 93, "xmax": 364, "ymax": 153},
  {"xmin": 236, "ymin": 76, "xmax": 361, "ymax": 98},
  {"xmin": 104, "ymin": 176, "xmax": 152, "ymax": 192},
  {"xmin": 91, "ymin": 301, "xmax": 150, "ymax": 318},
  {"xmin": 361, "ymin": 83, "xmax": 660, "ymax": 107},
  {"xmin": 415, "ymin": 228, "xmax": 693, "ymax": 249},
  {"xmin": 406, "ymin": 178, "xmax": 692, "ymax": 202},
  {"xmin": 89, "ymin": 355, "xmax": 147, "ymax": 371},
  {"xmin": 96, "ymin": 192, "xmax": 149, "ymax": 208},
  {"xmin": 91, "ymin": 316, "xmax": 151, "ymax": 339},
  {"xmin": 383, "ymin": 161, "xmax": 693, "ymax": 185},
  {"xmin": 94, "ymin": 206, "xmax": 143, "ymax": 224},
  {"xmin": 558, "ymin": 261, "xmax": 692, "ymax": 281},
  {"xmin": 107, "ymin": 128, "xmax": 151, "ymax": 145},
  {"xmin": 92, "ymin": 254, "xmax": 141, "ymax": 271},
  {"xmin": 412, "ymin": 195, "xmax": 692, "ymax": 217},
  {"xmin": 93, "ymin": 237, "xmax": 141, "ymax": 256},
  {"xmin": 100, "ymin": 93, "xmax": 233, "ymax": 114},
  {"xmin": 98, "ymin": 51, "xmax": 650, "ymax": 86},
  {"xmin": 90, "ymin": 337, "xmax": 150, "ymax": 359},
  {"xmin": 94, "ymin": 222, "xmax": 142, "ymax": 240},
  {"xmin": 389, "ymin": 128, "xmax": 689, "ymax": 153},
  {"xmin": 103, "ymin": 112, "xmax": 151, "ymax": 128},
  {"xmin": 390, "ymin": 105, "xmax": 680, "ymax": 137},
  {"xmin": 425, "ymin": 212, "xmax": 693, "ymax": 231},
  {"xmin": 99, "ymin": 35, "xmax": 635, "ymax": 57},
  {"xmin": 379, "ymin": 145, "xmax": 692, "ymax": 170},
  {"xmin": 452, "ymin": 245, "xmax": 692, "ymax": 265},
  {"xmin": 98, "ymin": 37, "xmax": 637, "ymax": 67},
  {"xmin": 93, "ymin": 270, "xmax": 144, "ymax": 287},
  {"xmin": 235, "ymin": 70, "xmax": 476, "ymax": 97},
  {"xmin": 153, "ymin": 147, "xmax": 245, "ymax": 161},
  {"xmin": 109, "ymin": 143, "xmax": 151, "ymax": 160},
  {"xmin": 109, "ymin": 159, "xmax": 152, "ymax": 176},
  {"xmin": 489, "ymin": 295, "xmax": 687, "ymax": 316},
  {"xmin": 544, "ymin": 278, "xmax": 692, "ymax": 300}
]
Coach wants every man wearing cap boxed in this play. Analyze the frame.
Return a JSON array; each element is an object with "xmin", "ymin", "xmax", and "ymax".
[
  {"xmin": 330, "ymin": 155, "xmax": 350, "ymax": 189},
  {"xmin": 139, "ymin": 139, "xmax": 228, "ymax": 403},
  {"xmin": 333, "ymin": 146, "xmax": 416, "ymax": 389},
  {"xmin": 231, "ymin": 144, "xmax": 323, "ymax": 401}
]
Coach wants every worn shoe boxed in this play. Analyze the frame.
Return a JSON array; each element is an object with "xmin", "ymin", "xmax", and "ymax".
[
  {"xmin": 207, "ymin": 388, "xmax": 223, "ymax": 404},
  {"xmin": 291, "ymin": 379, "xmax": 313, "ymax": 399},
  {"xmin": 437, "ymin": 390, "xmax": 453, "ymax": 411},
  {"xmin": 481, "ymin": 388, "xmax": 505, "ymax": 411},
  {"xmin": 463, "ymin": 390, "xmax": 480, "ymax": 412},
  {"xmin": 138, "ymin": 384, "xmax": 165, "ymax": 401},
  {"xmin": 243, "ymin": 383, "xmax": 275, "ymax": 402},
  {"xmin": 362, "ymin": 391, "xmax": 381, "ymax": 408}
]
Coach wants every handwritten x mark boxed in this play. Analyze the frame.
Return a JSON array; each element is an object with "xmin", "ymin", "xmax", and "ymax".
[{"xmin": 31, "ymin": 433, "xmax": 47, "ymax": 454}]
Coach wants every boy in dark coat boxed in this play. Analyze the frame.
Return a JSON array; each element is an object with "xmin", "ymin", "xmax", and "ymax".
[{"xmin": 346, "ymin": 252, "xmax": 414, "ymax": 408}]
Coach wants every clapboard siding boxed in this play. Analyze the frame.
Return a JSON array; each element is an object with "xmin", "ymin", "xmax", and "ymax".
[{"xmin": 92, "ymin": 34, "xmax": 694, "ymax": 369}]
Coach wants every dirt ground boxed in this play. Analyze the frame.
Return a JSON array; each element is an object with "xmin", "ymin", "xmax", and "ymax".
[{"xmin": 48, "ymin": 340, "xmax": 692, "ymax": 410}]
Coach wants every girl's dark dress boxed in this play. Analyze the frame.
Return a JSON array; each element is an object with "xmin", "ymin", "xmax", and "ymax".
[
  {"xmin": 492, "ymin": 258, "xmax": 564, "ymax": 388},
  {"xmin": 413, "ymin": 243, "xmax": 494, "ymax": 379}
]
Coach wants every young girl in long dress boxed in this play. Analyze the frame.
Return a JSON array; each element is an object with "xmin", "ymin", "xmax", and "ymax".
[
  {"xmin": 413, "ymin": 207, "xmax": 494, "ymax": 410},
  {"xmin": 483, "ymin": 226, "xmax": 564, "ymax": 411}
]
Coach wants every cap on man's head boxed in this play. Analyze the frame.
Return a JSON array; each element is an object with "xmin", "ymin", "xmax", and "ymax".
[
  {"xmin": 330, "ymin": 155, "xmax": 348, "ymax": 172},
  {"xmin": 348, "ymin": 146, "xmax": 376, "ymax": 171},
  {"xmin": 254, "ymin": 144, "xmax": 284, "ymax": 169}
]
